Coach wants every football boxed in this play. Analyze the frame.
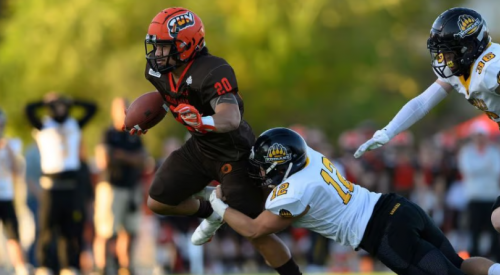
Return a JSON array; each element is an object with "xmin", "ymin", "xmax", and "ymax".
[{"xmin": 124, "ymin": 91, "xmax": 167, "ymax": 131}]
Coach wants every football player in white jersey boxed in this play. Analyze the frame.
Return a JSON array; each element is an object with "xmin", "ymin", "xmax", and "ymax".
[
  {"xmin": 209, "ymin": 127, "xmax": 500, "ymax": 275},
  {"xmin": 354, "ymin": 7, "xmax": 500, "ymax": 159}
]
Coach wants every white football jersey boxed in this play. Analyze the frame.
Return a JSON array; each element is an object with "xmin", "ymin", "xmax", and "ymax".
[
  {"xmin": 265, "ymin": 147, "xmax": 381, "ymax": 249},
  {"xmin": 437, "ymin": 43, "xmax": 500, "ymax": 123}
]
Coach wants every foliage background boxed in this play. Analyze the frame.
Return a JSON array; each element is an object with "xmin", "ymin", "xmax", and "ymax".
[{"xmin": 1, "ymin": 0, "xmax": 486, "ymax": 156}]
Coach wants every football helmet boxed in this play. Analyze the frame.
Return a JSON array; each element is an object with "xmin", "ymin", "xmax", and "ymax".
[
  {"xmin": 145, "ymin": 7, "xmax": 205, "ymax": 73},
  {"xmin": 427, "ymin": 7, "xmax": 490, "ymax": 78},
  {"xmin": 249, "ymin": 127, "xmax": 308, "ymax": 187}
]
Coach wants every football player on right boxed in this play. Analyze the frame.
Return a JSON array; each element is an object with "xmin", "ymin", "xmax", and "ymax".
[
  {"xmin": 210, "ymin": 127, "xmax": 500, "ymax": 275},
  {"xmin": 354, "ymin": 7, "xmax": 500, "ymax": 158}
]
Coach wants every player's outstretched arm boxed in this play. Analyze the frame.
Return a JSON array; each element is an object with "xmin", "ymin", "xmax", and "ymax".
[
  {"xmin": 209, "ymin": 186, "xmax": 294, "ymax": 239},
  {"xmin": 354, "ymin": 79, "xmax": 452, "ymax": 158}
]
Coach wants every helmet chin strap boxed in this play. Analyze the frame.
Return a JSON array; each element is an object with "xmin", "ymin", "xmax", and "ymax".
[
  {"xmin": 265, "ymin": 162, "xmax": 277, "ymax": 174},
  {"xmin": 282, "ymin": 162, "xmax": 293, "ymax": 182},
  {"xmin": 266, "ymin": 161, "xmax": 294, "ymax": 180}
]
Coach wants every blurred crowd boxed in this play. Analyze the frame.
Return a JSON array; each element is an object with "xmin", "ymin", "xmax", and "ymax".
[{"xmin": 1, "ymin": 93, "xmax": 500, "ymax": 275}]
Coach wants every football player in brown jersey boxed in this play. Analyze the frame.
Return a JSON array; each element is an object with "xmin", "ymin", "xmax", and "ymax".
[{"xmin": 126, "ymin": 7, "xmax": 302, "ymax": 275}]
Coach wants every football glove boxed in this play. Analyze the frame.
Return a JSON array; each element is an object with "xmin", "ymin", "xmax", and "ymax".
[
  {"xmin": 170, "ymin": 104, "xmax": 216, "ymax": 134},
  {"xmin": 353, "ymin": 129, "xmax": 390, "ymax": 158},
  {"xmin": 209, "ymin": 187, "xmax": 228, "ymax": 218},
  {"xmin": 122, "ymin": 124, "xmax": 148, "ymax": 136}
]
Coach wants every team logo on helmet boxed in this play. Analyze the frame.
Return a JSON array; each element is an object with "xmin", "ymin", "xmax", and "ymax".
[
  {"xmin": 264, "ymin": 143, "xmax": 292, "ymax": 164},
  {"xmin": 454, "ymin": 14, "xmax": 481, "ymax": 39},
  {"xmin": 167, "ymin": 11, "xmax": 195, "ymax": 38}
]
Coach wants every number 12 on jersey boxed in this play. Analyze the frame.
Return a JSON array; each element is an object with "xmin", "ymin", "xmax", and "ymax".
[{"xmin": 320, "ymin": 157, "xmax": 354, "ymax": 205}]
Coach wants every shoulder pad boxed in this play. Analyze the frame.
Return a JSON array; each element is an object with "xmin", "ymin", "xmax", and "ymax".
[{"xmin": 265, "ymin": 182, "xmax": 306, "ymax": 218}]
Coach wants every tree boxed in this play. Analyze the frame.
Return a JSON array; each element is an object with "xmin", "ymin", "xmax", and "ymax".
[{"xmin": 0, "ymin": 0, "xmax": 464, "ymax": 156}]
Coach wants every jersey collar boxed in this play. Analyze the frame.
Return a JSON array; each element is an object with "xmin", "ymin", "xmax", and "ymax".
[{"xmin": 168, "ymin": 60, "xmax": 195, "ymax": 93}]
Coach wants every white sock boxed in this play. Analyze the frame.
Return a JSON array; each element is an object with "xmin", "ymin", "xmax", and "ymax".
[
  {"xmin": 207, "ymin": 210, "xmax": 221, "ymax": 221},
  {"xmin": 489, "ymin": 263, "xmax": 500, "ymax": 275}
]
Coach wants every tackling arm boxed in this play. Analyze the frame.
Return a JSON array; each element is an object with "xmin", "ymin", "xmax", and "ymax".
[
  {"xmin": 209, "ymin": 186, "xmax": 306, "ymax": 239},
  {"xmin": 223, "ymin": 208, "xmax": 295, "ymax": 239}
]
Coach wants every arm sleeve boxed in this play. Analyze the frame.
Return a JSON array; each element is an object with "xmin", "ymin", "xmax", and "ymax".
[
  {"xmin": 200, "ymin": 64, "xmax": 238, "ymax": 105},
  {"xmin": 209, "ymin": 93, "xmax": 238, "ymax": 111},
  {"xmin": 266, "ymin": 197, "xmax": 307, "ymax": 218},
  {"xmin": 383, "ymin": 82, "xmax": 448, "ymax": 139},
  {"xmin": 73, "ymin": 100, "xmax": 97, "ymax": 128},
  {"xmin": 25, "ymin": 101, "xmax": 45, "ymax": 130}
]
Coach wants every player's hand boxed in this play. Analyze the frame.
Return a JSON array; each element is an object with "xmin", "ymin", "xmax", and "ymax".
[
  {"xmin": 170, "ymin": 104, "xmax": 216, "ymax": 134},
  {"xmin": 122, "ymin": 124, "xmax": 148, "ymax": 136},
  {"xmin": 353, "ymin": 129, "xmax": 390, "ymax": 158},
  {"xmin": 209, "ymin": 187, "xmax": 229, "ymax": 218}
]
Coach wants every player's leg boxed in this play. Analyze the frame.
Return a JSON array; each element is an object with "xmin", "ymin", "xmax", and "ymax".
[
  {"xmin": 148, "ymin": 140, "xmax": 213, "ymax": 217},
  {"xmin": 217, "ymin": 159, "xmax": 302, "ymax": 275},
  {"xmin": 374, "ymin": 199, "xmax": 465, "ymax": 275},
  {"xmin": 413, "ymin": 199, "xmax": 500, "ymax": 275}
]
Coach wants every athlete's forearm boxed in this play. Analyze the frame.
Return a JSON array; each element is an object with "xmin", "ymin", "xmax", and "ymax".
[
  {"xmin": 383, "ymin": 82, "xmax": 448, "ymax": 138},
  {"xmin": 223, "ymin": 208, "xmax": 263, "ymax": 239}
]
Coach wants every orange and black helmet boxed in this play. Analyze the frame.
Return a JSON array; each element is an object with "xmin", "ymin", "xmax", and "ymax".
[{"xmin": 145, "ymin": 7, "xmax": 205, "ymax": 73}]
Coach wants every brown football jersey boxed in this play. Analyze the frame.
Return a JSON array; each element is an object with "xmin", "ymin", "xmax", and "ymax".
[{"xmin": 145, "ymin": 53, "xmax": 255, "ymax": 161}]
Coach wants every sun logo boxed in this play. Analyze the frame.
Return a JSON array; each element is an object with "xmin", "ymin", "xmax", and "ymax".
[
  {"xmin": 167, "ymin": 11, "xmax": 195, "ymax": 38},
  {"xmin": 264, "ymin": 143, "xmax": 292, "ymax": 164},
  {"xmin": 454, "ymin": 14, "xmax": 481, "ymax": 38}
]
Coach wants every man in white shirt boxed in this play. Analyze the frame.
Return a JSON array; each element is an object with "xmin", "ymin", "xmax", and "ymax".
[
  {"xmin": 458, "ymin": 121, "xmax": 500, "ymax": 260},
  {"xmin": 25, "ymin": 93, "xmax": 96, "ymax": 275},
  {"xmin": 210, "ymin": 127, "xmax": 500, "ymax": 275}
]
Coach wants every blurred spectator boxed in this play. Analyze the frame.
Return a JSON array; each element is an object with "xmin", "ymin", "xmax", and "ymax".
[
  {"xmin": 0, "ymin": 109, "xmax": 29, "ymax": 275},
  {"xmin": 25, "ymin": 92, "xmax": 97, "ymax": 275},
  {"xmin": 75, "ymin": 139, "xmax": 95, "ymax": 273},
  {"xmin": 458, "ymin": 121, "xmax": 500, "ymax": 261},
  {"xmin": 385, "ymin": 148, "xmax": 417, "ymax": 199},
  {"xmin": 24, "ymin": 141, "xmax": 41, "ymax": 267},
  {"xmin": 93, "ymin": 97, "xmax": 147, "ymax": 275}
]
